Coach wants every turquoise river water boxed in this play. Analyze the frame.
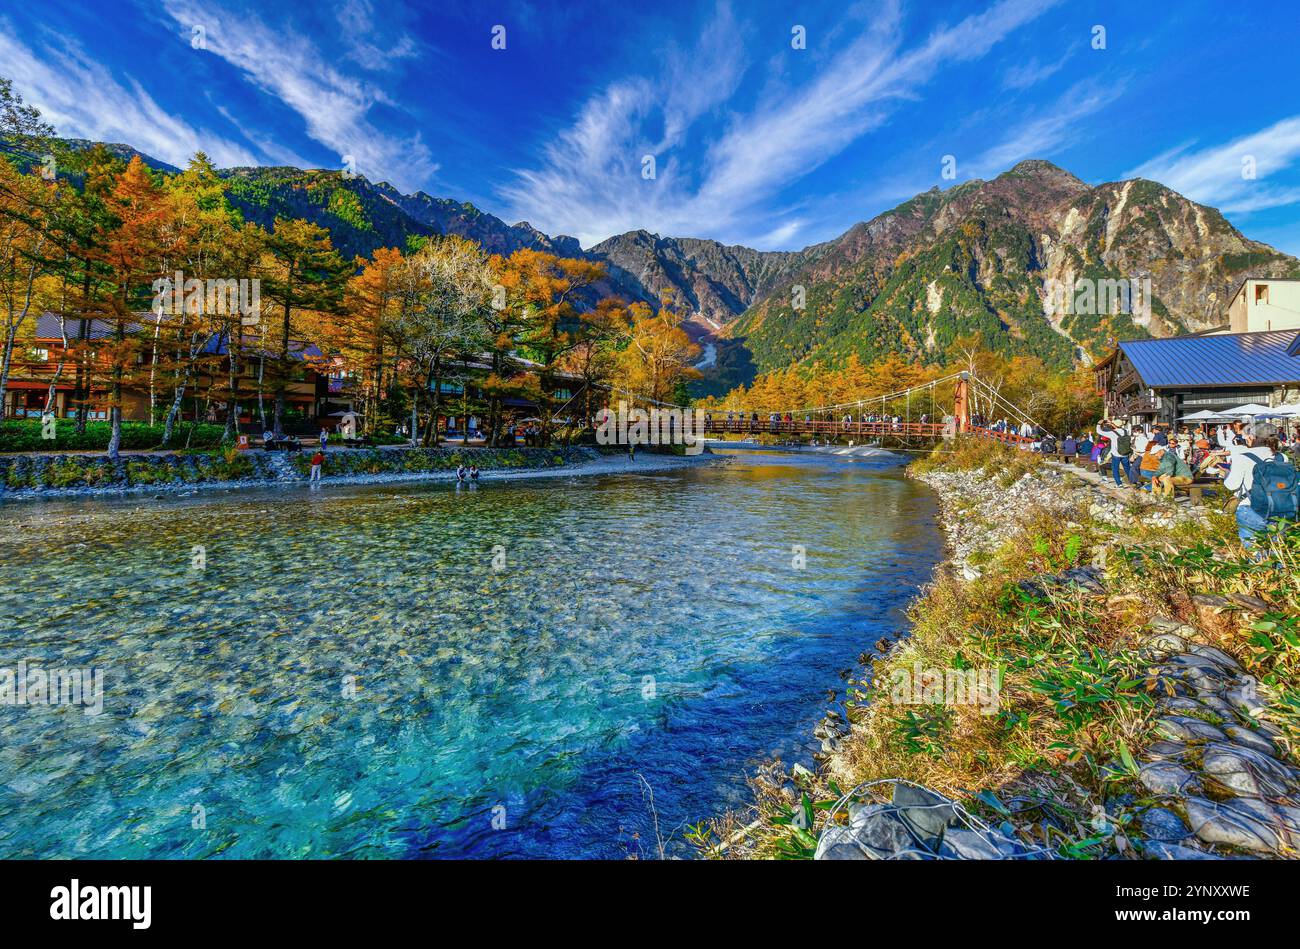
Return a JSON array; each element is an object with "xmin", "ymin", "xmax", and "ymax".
[{"xmin": 0, "ymin": 450, "xmax": 942, "ymax": 858}]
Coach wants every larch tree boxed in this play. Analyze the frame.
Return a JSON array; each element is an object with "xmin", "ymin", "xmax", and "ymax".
[
  {"xmin": 493, "ymin": 248, "xmax": 605, "ymax": 446},
  {"xmin": 391, "ymin": 236, "xmax": 492, "ymax": 446},
  {"xmin": 260, "ymin": 216, "xmax": 347, "ymax": 437},
  {"xmin": 96, "ymin": 156, "xmax": 177, "ymax": 460}
]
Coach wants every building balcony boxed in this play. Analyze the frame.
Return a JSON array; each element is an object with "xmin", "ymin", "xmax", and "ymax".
[{"xmin": 1105, "ymin": 392, "xmax": 1158, "ymax": 416}]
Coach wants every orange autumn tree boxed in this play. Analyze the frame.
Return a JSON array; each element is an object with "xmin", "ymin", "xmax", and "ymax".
[
  {"xmin": 489, "ymin": 248, "xmax": 605, "ymax": 446},
  {"xmin": 613, "ymin": 300, "xmax": 701, "ymax": 408},
  {"xmin": 95, "ymin": 156, "xmax": 179, "ymax": 460},
  {"xmin": 558, "ymin": 295, "xmax": 634, "ymax": 430},
  {"xmin": 333, "ymin": 246, "xmax": 406, "ymax": 435}
]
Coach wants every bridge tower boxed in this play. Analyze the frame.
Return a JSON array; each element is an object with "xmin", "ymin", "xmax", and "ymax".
[{"xmin": 952, "ymin": 372, "xmax": 972, "ymax": 434}]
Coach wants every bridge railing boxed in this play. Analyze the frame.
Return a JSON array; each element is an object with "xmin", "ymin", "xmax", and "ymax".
[
  {"xmin": 698, "ymin": 418, "xmax": 1039, "ymax": 447},
  {"xmin": 970, "ymin": 426, "xmax": 1035, "ymax": 446},
  {"xmin": 701, "ymin": 418, "xmax": 947, "ymax": 437}
]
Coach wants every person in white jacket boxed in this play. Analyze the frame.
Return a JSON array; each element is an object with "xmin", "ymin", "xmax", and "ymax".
[
  {"xmin": 1097, "ymin": 419, "xmax": 1134, "ymax": 487},
  {"xmin": 1225, "ymin": 422, "xmax": 1279, "ymax": 547}
]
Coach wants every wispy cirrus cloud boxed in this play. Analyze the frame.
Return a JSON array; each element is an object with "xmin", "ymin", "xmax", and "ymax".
[
  {"xmin": 159, "ymin": 0, "xmax": 436, "ymax": 190},
  {"xmin": 966, "ymin": 77, "xmax": 1127, "ymax": 178},
  {"xmin": 335, "ymin": 0, "xmax": 420, "ymax": 72},
  {"xmin": 1126, "ymin": 116, "xmax": 1300, "ymax": 215},
  {"xmin": 1000, "ymin": 54, "xmax": 1068, "ymax": 90},
  {"xmin": 500, "ymin": 0, "xmax": 1061, "ymax": 248},
  {"xmin": 0, "ymin": 17, "xmax": 258, "ymax": 168}
]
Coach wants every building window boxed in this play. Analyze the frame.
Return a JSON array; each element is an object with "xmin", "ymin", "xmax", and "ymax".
[
  {"xmin": 1255, "ymin": 283, "xmax": 1269, "ymax": 304},
  {"xmin": 29, "ymin": 347, "xmax": 50, "ymax": 362}
]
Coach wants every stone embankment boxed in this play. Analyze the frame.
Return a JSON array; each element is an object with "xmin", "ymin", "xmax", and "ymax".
[
  {"xmin": 0, "ymin": 445, "xmax": 702, "ymax": 501},
  {"xmin": 815, "ymin": 458, "xmax": 1299, "ymax": 859}
]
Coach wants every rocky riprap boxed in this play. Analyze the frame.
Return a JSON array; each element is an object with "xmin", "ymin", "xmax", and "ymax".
[
  {"xmin": 0, "ymin": 445, "xmax": 600, "ymax": 500},
  {"xmin": 821, "ymin": 457, "xmax": 1299, "ymax": 860},
  {"xmin": 816, "ymin": 782, "xmax": 1049, "ymax": 860},
  {"xmin": 1133, "ymin": 615, "xmax": 1300, "ymax": 857},
  {"xmin": 916, "ymin": 461, "xmax": 1207, "ymax": 578}
]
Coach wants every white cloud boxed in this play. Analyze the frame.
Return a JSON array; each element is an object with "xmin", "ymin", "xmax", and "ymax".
[
  {"xmin": 1126, "ymin": 115, "xmax": 1300, "ymax": 215},
  {"xmin": 0, "ymin": 18, "xmax": 258, "ymax": 168},
  {"xmin": 1000, "ymin": 54, "xmax": 1067, "ymax": 90},
  {"xmin": 160, "ymin": 0, "xmax": 437, "ymax": 190},
  {"xmin": 966, "ymin": 78, "xmax": 1126, "ymax": 178},
  {"xmin": 335, "ymin": 0, "xmax": 420, "ymax": 72},
  {"xmin": 500, "ymin": 0, "xmax": 1061, "ymax": 248}
]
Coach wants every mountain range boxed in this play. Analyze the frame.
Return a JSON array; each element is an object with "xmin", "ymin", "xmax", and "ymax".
[{"xmin": 41, "ymin": 141, "xmax": 1300, "ymax": 394}]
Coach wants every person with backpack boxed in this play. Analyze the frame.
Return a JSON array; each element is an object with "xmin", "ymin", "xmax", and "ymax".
[
  {"xmin": 1225, "ymin": 423, "xmax": 1298, "ymax": 547},
  {"xmin": 1097, "ymin": 420, "xmax": 1134, "ymax": 487}
]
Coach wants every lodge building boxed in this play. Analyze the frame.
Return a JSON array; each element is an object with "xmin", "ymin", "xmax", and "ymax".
[
  {"xmin": 4, "ymin": 313, "xmax": 590, "ymax": 438},
  {"xmin": 1094, "ymin": 278, "xmax": 1300, "ymax": 426},
  {"xmin": 2, "ymin": 313, "xmax": 327, "ymax": 427}
]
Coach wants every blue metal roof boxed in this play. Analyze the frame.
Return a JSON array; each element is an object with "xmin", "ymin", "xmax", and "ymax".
[{"xmin": 1119, "ymin": 330, "xmax": 1300, "ymax": 388}]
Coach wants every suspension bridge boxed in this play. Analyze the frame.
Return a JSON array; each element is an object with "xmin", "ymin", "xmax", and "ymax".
[{"xmin": 695, "ymin": 371, "xmax": 1046, "ymax": 446}]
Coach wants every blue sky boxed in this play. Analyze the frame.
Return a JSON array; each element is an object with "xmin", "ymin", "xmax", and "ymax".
[{"xmin": 4, "ymin": 0, "xmax": 1300, "ymax": 255}]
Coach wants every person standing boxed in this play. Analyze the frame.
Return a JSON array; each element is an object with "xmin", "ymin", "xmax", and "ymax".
[
  {"xmin": 1098, "ymin": 420, "xmax": 1134, "ymax": 488},
  {"xmin": 309, "ymin": 449, "xmax": 324, "ymax": 484},
  {"xmin": 1226, "ymin": 423, "xmax": 1293, "ymax": 547},
  {"xmin": 319, "ymin": 427, "xmax": 329, "ymax": 452}
]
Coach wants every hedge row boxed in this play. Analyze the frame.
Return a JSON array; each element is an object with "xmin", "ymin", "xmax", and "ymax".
[{"xmin": 0, "ymin": 418, "xmax": 228, "ymax": 452}]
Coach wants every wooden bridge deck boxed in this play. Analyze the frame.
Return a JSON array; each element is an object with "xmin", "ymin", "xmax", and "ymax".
[{"xmin": 700, "ymin": 418, "xmax": 1034, "ymax": 445}]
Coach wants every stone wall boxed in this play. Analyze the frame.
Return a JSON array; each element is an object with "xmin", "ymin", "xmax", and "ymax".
[{"xmin": 0, "ymin": 445, "xmax": 600, "ymax": 497}]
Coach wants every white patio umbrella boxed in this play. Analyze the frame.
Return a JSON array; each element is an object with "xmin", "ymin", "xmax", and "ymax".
[
  {"xmin": 1178, "ymin": 409, "xmax": 1225, "ymax": 421},
  {"xmin": 1221, "ymin": 403, "xmax": 1275, "ymax": 418},
  {"xmin": 1252, "ymin": 406, "xmax": 1300, "ymax": 420}
]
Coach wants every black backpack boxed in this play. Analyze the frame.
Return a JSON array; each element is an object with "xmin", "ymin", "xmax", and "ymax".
[{"xmin": 1115, "ymin": 432, "xmax": 1133, "ymax": 456}]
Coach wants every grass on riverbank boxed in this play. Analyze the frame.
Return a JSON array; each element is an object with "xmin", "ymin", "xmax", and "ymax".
[
  {"xmin": 909, "ymin": 436, "xmax": 1044, "ymax": 484},
  {"xmin": 691, "ymin": 440, "xmax": 1299, "ymax": 859}
]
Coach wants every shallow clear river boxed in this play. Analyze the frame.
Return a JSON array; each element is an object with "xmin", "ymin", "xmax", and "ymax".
[{"xmin": 0, "ymin": 450, "xmax": 941, "ymax": 858}]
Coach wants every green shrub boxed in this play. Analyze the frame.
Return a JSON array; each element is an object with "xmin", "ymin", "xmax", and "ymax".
[{"xmin": 0, "ymin": 418, "xmax": 226, "ymax": 452}]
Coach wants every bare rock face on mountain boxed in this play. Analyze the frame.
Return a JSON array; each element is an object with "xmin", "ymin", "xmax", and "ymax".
[
  {"xmin": 587, "ymin": 229, "xmax": 813, "ymax": 329},
  {"xmin": 728, "ymin": 160, "xmax": 1300, "ymax": 374},
  {"xmin": 374, "ymin": 185, "xmax": 584, "ymax": 258}
]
